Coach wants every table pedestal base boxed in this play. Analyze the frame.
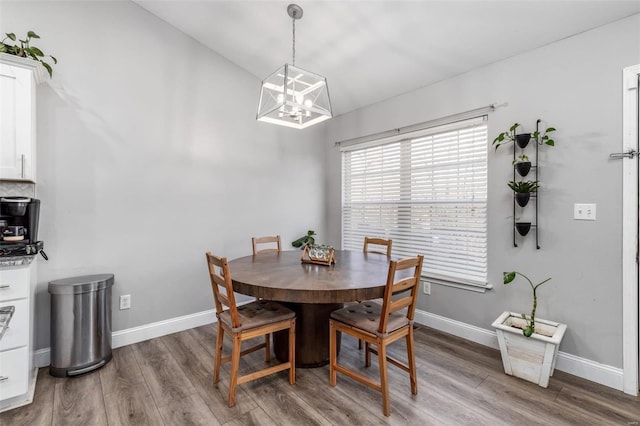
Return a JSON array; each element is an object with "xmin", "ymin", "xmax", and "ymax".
[{"xmin": 273, "ymin": 302, "xmax": 342, "ymax": 368}]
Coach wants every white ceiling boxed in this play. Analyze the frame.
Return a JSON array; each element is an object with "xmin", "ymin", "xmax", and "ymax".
[{"xmin": 135, "ymin": 0, "xmax": 640, "ymax": 117}]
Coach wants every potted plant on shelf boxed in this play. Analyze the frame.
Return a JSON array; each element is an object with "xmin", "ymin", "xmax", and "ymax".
[
  {"xmin": 508, "ymin": 180, "xmax": 539, "ymax": 209},
  {"xmin": 513, "ymin": 155, "xmax": 531, "ymax": 177},
  {"xmin": 493, "ymin": 123, "xmax": 532, "ymax": 150},
  {"xmin": 0, "ymin": 31, "xmax": 57, "ymax": 77},
  {"xmin": 493, "ymin": 123, "xmax": 556, "ymax": 151},
  {"xmin": 492, "ymin": 271, "xmax": 567, "ymax": 388}
]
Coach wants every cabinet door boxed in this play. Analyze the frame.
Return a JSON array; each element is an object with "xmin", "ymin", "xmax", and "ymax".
[
  {"xmin": 0, "ymin": 298, "xmax": 28, "ymax": 351},
  {"xmin": 0, "ymin": 267, "xmax": 29, "ymax": 302},
  {"xmin": 0, "ymin": 346, "xmax": 29, "ymax": 401},
  {"xmin": 0, "ymin": 63, "xmax": 36, "ymax": 182}
]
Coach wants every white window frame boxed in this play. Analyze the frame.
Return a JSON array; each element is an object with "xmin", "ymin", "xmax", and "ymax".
[{"xmin": 341, "ymin": 116, "xmax": 489, "ymax": 292}]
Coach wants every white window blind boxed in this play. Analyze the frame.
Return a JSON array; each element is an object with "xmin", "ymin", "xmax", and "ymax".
[{"xmin": 341, "ymin": 118, "xmax": 488, "ymax": 289}]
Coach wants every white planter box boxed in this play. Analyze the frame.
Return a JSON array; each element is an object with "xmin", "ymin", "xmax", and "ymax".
[{"xmin": 492, "ymin": 311, "xmax": 567, "ymax": 388}]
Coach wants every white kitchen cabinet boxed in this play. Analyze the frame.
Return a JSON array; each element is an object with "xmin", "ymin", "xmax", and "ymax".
[
  {"xmin": 0, "ymin": 53, "xmax": 46, "ymax": 182},
  {"xmin": 0, "ymin": 260, "xmax": 37, "ymax": 412}
]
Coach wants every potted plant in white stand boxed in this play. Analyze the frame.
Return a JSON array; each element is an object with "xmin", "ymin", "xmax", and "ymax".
[{"xmin": 492, "ymin": 271, "xmax": 567, "ymax": 388}]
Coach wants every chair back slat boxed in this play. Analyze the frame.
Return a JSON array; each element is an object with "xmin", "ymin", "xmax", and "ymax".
[
  {"xmin": 391, "ymin": 277, "xmax": 415, "ymax": 294},
  {"xmin": 252, "ymin": 235, "xmax": 282, "ymax": 255},
  {"xmin": 388, "ymin": 296, "xmax": 412, "ymax": 314},
  {"xmin": 206, "ymin": 252, "xmax": 241, "ymax": 328},
  {"xmin": 363, "ymin": 237, "xmax": 392, "ymax": 256},
  {"xmin": 378, "ymin": 255, "xmax": 424, "ymax": 334}
]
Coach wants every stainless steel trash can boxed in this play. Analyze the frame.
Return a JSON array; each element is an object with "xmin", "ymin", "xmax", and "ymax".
[{"xmin": 48, "ymin": 274, "xmax": 114, "ymax": 377}]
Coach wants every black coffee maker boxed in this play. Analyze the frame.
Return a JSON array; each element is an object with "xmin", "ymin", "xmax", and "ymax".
[{"xmin": 0, "ymin": 197, "xmax": 46, "ymax": 258}]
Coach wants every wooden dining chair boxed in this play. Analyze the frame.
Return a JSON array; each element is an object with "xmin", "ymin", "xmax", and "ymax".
[
  {"xmin": 252, "ymin": 235, "xmax": 282, "ymax": 255},
  {"xmin": 329, "ymin": 254, "xmax": 424, "ymax": 417},
  {"xmin": 205, "ymin": 252, "xmax": 296, "ymax": 407},
  {"xmin": 357, "ymin": 236, "xmax": 393, "ymax": 349},
  {"xmin": 363, "ymin": 236, "xmax": 393, "ymax": 256}
]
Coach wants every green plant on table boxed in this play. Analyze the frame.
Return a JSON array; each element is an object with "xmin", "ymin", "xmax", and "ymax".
[
  {"xmin": 507, "ymin": 180, "xmax": 540, "ymax": 193},
  {"xmin": 503, "ymin": 271, "xmax": 552, "ymax": 337},
  {"xmin": 292, "ymin": 230, "xmax": 316, "ymax": 248},
  {"xmin": 1, "ymin": 31, "xmax": 57, "ymax": 77}
]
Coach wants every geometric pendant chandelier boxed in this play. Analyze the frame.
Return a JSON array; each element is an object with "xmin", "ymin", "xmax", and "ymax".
[{"xmin": 256, "ymin": 4, "xmax": 332, "ymax": 129}]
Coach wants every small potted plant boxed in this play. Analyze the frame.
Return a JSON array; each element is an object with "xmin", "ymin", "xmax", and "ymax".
[
  {"xmin": 493, "ymin": 123, "xmax": 557, "ymax": 151},
  {"xmin": 0, "ymin": 31, "xmax": 57, "ymax": 77},
  {"xmin": 492, "ymin": 271, "xmax": 567, "ymax": 388},
  {"xmin": 493, "ymin": 123, "xmax": 532, "ymax": 150},
  {"xmin": 508, "ymin": 180, "xmax": 539, "ymax": 208},
  {"xmin": 513, "ymin": 155, "xmax": 531, "ymax": 177},
  {"xmin": 291, "ymin": 230, "xmax": 316, "ymax": 249}
]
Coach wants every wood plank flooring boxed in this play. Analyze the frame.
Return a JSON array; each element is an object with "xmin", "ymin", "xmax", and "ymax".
[{"xmin": 2, "ymin": 325, "xmax": 639, "ymax": 425}]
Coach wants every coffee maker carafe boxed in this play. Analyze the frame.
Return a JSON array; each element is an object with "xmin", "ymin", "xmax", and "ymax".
[{"xmin": 0, "ymin": 197, "xmax": 40, "ymax": 243}]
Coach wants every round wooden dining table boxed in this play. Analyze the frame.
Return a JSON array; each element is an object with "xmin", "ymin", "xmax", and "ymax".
[{"xmin": 228, "ymin": 249, "xmax": 393, "ymax": 367}]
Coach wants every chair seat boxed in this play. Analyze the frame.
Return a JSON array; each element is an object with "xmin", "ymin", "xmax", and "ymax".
[
  {"xmin": 219, "ymin": 300, "xmax": 294, "ymax": 332},
  {"xmin": 331, "ymin": 301, "xmax": 410, "ymax": 337}
]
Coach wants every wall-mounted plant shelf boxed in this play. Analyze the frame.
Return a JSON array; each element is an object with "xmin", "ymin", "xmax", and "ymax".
[{"xmin": 513, "ymin": 119, "xmax": 541, "ymax": 249}]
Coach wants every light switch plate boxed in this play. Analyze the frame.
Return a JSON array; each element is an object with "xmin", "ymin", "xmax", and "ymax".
[
  {"xmin": 574, "ymin": 203, "xmax": 596, "ymax": 220},
  {"xmin": 423, "ymin": 281, "xmax": 431, "ymax": 295}
]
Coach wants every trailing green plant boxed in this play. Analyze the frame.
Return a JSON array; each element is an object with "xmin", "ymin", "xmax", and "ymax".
[
  {"xmin": 492, "ymin": 123, "xmax": 521, "ymax": 151},
  {"xmin": 532, "ymin": 127, "xmax": 556, "ymax": 147},
  {"xmin": 512, "ymin": 154, "xmax": 529, "ymax": 165},
  {"xmin": 493, "ymin": 122, "xmax": 557, "ymax": 150},
  {"xmin": 0, "ymin": 31, "xmax": 57, "ymax": 77},
  {"xmin": 503, "ymin": 271, "xmax": 552, "ymax": 337},
  {"xmin": 291, "ymin": 230, "xmax": 316, "ymax": 248},
  {"xmin": 507, "ymin": 180, "xmax": 540, "ymax": 193}
]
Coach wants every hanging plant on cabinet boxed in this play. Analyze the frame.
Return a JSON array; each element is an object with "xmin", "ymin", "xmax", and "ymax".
[{"xmin": 0, "ymin": 31, "xmax": 57, "ymax": 77}]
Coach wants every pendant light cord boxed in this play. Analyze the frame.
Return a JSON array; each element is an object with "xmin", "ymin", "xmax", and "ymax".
[{"xmin": 292, "ymin": 14, "xmax": 296, "ymax": 66}]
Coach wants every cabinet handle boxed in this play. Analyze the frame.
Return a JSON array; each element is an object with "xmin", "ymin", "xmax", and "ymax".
[
  {"xmin": 20, "ymin": 154, "xmax": 25, "ymax": 179},
  {"xmin": 0, "ymin": 285, "xmax": 10, "ymax": 289},
  {"xmin": 0, "ymin": 376, "xmax": 8, "ymax": 382}
]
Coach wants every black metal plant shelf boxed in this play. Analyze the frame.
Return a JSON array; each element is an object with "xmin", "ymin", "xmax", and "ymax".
[{"xmin": 513, "ymin": 119, "xmax": 540, "ymax": 249}]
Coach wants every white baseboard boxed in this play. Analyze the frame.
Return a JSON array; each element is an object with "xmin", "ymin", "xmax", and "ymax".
[
  {"xmin": 414, "ymin": 308, "xmax": 499, "ymax": 349},
  {"xmin": 111, "ymin": 309, "xmax": 217, "ymax": 349},
  {"xmin": 554, "ymin": 351, "xmax": 624, "ymax": 391},
  {"xmin": 34, "ymin": 308, "xmax": 219, "ymax": 368},
  {"xmin": 413, "ymin": 309, "xmax": 624, "ymax": 391},
  {"xmin": 34, "ymin": 306, "xmax": 624, "ymax": 391},
  {"xmin": 34, "ymin": 348, "xmax": 51, "ymax": 369}
]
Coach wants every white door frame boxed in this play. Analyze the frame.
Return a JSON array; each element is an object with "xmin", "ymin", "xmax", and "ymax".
[{"xmin": 622, "ymin": 64, "xmax": 639, "ymax": 396}]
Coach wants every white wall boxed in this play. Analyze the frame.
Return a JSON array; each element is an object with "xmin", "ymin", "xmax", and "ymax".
[
  {"xmin": 325, "ymin": 14, "xmax": 640, "ymax": 368},
  {"xmin": 2, "ymin": 1, "xmax": 327, "ymax": 349}
]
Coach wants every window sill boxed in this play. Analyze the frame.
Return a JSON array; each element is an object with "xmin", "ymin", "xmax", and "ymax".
[{"xmin": 424, "ymin": 276, "xmax": 493, "ymax": 293}]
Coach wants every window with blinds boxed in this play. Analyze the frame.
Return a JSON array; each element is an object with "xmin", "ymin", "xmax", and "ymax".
[{"xmin": 341, "ymin": 117, "xmax": 488, "ymax": 290}]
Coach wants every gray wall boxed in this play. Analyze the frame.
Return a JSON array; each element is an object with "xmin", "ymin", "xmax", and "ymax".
[
  {"xmin": 324, "ymin": 14, "xmax": 640, "ymax": 368},
  {"xmin": 2, "ymin": 1, "xmax": 327, "ymax": 350}
]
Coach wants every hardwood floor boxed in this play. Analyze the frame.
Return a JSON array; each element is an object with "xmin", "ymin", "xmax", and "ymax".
[{"xmin": 2, "ymin": 325, "xmax": 639, "ymax": 425}]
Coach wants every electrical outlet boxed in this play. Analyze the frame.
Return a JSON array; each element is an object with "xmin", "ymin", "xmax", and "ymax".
[
  {"xmin": 423, "ymin": 281, "xmax": 431, "ymax": 295},
  {"xmin": 574, "ymin": 203, "xmax": 597, "ymax": 221},
  {"xmin": 119, "ymin": 294, "xmax": 131, "ymax": 310}
]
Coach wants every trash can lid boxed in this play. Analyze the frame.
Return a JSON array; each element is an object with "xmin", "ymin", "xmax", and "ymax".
[{"xmin": 48, "ymin": 274, "xmax": 114, "ymax": 295}]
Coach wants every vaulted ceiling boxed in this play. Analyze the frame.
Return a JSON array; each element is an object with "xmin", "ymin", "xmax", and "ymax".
[{"xmin": 135, "ymin": 1, "xmax": 640, "ymax": 116}]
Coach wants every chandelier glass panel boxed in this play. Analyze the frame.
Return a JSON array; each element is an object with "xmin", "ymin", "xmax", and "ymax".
[{"xmin": 256, "ymin": 4, "xmax": 332, "ymax": 129}]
